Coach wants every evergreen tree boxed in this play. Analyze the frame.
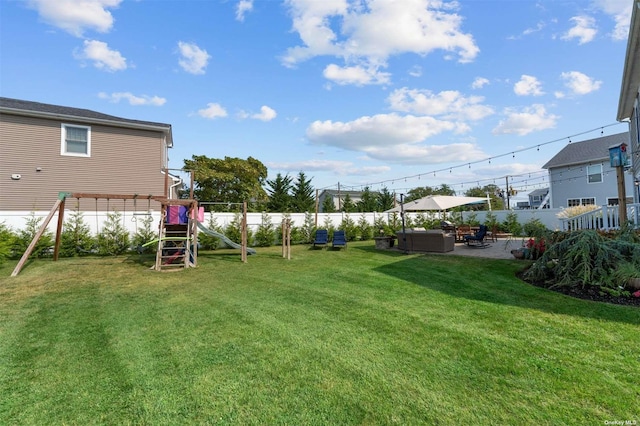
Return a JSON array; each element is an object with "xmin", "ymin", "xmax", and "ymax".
[
  {"xmin": 15, "ymin": 212, "xmax": 55, "ymax": 258},
  {"xmin": 377, "ymin": 187, "xmax": 395, "ymax": 212},
  {"xmin": 322, "ymin": 196, "xmax": 336, "ymax": 213},
  {"xmin": 254, "ymin": 212, "xmax": 276, "ymax": 247},
  {"xmin": 301, "ymin": 212, "xmax": 316, "ymax": 244},
  {"xmin": 357, "ymin": 214, "xmax": 372, "ymax": 240},
  {"xmin": 291, "ymin": 171, "xmax": 315, "ymax": 212},
  {"xmin": 60, "ymin": 208, "xmax": 95, "ymax": 256},
  {"xmin": 266, "ymin": 173, "xmax": 293, "ymax": 212},
  {"xmin": 357, "ymin": 186, "xmax": 377, "ymax": 212},
  {"xmin": 131, "ymin": 215, "xmax": 156, "ymax": 254},
  {"xmin": 97, "ymin": 211, "xmax": 130, "ymax": 255},
  {"xmin": 342, "ymin": 194, "xmax": 356, "ymax": 212},
  {"xmin": 0, "ymin": 222, "xmax": 16, "ymax": 263},
  {"xmin": 199, "ymin": 214, "xmax": 223, "ymax": 250}
]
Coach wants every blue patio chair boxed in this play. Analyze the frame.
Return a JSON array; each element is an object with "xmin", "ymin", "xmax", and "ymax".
[
  {"xmin": 313, "ymin": 229, "xmax": 328, "ymax": 248},
  {"xmin": 464, "ymin": 224, "xmax": 489, "ymax": 248},
  {"xmin": 332, "ymin": 230, "xmax": 347, "ymax": 249}
]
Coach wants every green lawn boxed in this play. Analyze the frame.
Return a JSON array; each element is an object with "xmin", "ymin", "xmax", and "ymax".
[{"xmin": 1, "ymin": 242, "xmax": 638, "ymax": 424}]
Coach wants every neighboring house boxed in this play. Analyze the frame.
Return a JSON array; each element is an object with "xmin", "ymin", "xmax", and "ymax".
[
  {"xmin": 0, "ymin": 97, "xmax": 178, "ymax": 213},
  {"xmin": 528, "ymin": 188, "xmax": 549, "ymax": 209},
  {"xmin": 617, "ymin": 0, "xmax": 640, "ymax": 203},
  {"xmin": 542, "ymin": 132, "xmax": 634, "ymax": 208}
]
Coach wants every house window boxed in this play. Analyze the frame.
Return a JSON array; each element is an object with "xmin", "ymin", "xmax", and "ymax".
[
  {"xmin": 587, "ymin": 164, "xmax": 602, "ymax": 183},
  {"xmin": 568, "ymin": 199, "xmax": 581, "ymax": 207},
  {"xmin": 61, "ymin": 124, "xmax": 91, "ymax": 157}
]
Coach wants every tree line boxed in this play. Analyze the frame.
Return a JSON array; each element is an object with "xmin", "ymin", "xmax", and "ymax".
[{"xmin": 181, "ymin": 155, "xmax": 503, "ymax": 213}]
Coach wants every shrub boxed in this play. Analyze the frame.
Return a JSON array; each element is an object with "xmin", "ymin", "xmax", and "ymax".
[
  {"xmin": 199, "ymin": 214, "xmax": 223, "ymax": 250},
  {"xmin": 523, "ymin": 230, "xmax": 638, "ymax": 291},
  {"xmin": 224, "ymin": 213, "xmax": 253, "ymax": 246},
  {"xmin": 300, "ymin": 212, "xmax": 315, "ymax": 244},
  {"xmin": 131, "ymin": 215, "xmax": 156, "ymax": 254},
  {"xmin": 357, "ymin": 214, "xmax": 372, "ymax": 241},
  {"xmin": 523, "ymin": 218, "xmax": 549, "ymax": 239},
  {"xmin": 322, "ymin": 216, "xmax": 335, "ymax": 241},
  {"xmin": 0, "ymin": 222, "xmax": 16, "ymax": 263},
  {"xmin": 339, "ymin": 214, "xmax": 357, "ymax": 241},
  {"xmin": 254, "ymin": 212, "xmax": 276, "ymax": 247},
  {"xmin": 97, "ymin": 211, "xmax": 130, "ymax": 255},
  {"xmin": 466, "ymin": 212, "xmax": 480, "ymax": 227},
  {"xmin": 502, "ymin": 211, "xmax": 523, "ymax": 237},
  {"xmin": 60, "ymin": 208, "xmax": 96, "ymax": 257},
  {"xmin": 15, "ymin": 212, "xmax": 55, "ymax": 259},
  {"xmin": 484, "ymin": 211, "xmax": 499, "ymax": 230}
]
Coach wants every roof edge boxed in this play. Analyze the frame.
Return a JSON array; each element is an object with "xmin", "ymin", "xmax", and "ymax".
[
  {"xmin": 617, "ymin": 1, "xmax": 640, "ymax": 121},
  {"xmin": 1, "ymin": 105, "xmax": 173, "ymax": 147}
]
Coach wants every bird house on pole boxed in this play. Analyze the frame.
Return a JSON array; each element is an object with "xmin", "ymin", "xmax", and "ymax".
[{"xmin": 609, "ymin": 142, "xmax": 629, "ymax": 223}]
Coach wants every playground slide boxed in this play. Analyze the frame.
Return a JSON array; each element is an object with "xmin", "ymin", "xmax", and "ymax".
[{"xmin": 197, "ymin": 222, "xmax": 256, "ymax": 255}]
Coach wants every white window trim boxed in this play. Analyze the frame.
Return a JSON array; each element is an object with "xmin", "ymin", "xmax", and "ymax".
[
  {"xmin": 567, "ymin": 197, "xmax": 595, "ymax": 207},
  {"xmin": 61, "ymin": 123, "xmax": 91, "ymax": 157},
  {"xmin": 586, "ymin": 164, "xmax": 602, "ymax": 184}
]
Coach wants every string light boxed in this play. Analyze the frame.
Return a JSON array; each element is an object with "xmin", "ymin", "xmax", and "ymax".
[{"xmin": 318, "ymin": 121, "xmax": 625, "ymax": 192}]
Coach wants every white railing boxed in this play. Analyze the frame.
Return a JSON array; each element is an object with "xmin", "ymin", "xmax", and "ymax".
[{"xmin": 560, "ymin": 203, "xmax": 640, "ymax": 231}]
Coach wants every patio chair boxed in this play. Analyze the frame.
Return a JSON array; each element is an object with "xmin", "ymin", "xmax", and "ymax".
[
  {"xmin": 464, "ymin": 225, "xmax": 489, "ymax": 248},
  {"xmin": 456, "ymin": 224, "xmax": 472, "ymax": 242},
  {"xmin": 313, "ymin": 229, "xmax": 329, "ymax": 248},
  {"xmin": 332, "ymin": 230, "xmax": 347, "ymax": 249}
]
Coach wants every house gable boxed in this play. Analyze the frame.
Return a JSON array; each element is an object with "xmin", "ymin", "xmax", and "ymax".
[
  {"xmin": 542, "ymin": 132, "xmax": 633, "ymax": 208},
  {"xmin": 542, "ymin": 133, "xmax": 629, "ymax": 169}
]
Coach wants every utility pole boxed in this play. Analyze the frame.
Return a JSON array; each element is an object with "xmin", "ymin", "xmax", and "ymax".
[{"xmin": 505, "ymin": 176, "xmax": 510, "ymax": 210}]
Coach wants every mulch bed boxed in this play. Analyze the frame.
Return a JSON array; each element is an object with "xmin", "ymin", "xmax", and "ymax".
[{"xmin": 516, "ymin": 270, "xmax": 640, "ymax": 307}]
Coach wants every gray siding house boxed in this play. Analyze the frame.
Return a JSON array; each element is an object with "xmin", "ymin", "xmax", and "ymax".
[
  {"xmin": 617, "ymin": 0, "xmax": 640, "ymax": 202},
  {"xmin": 542, "ymin": 132, "xmax": 634, "ymax": 208},
  {"xmin": 528, "ymin": 188, "xmax": 549, "ymax": 209},
  {"xmin": 0, "ymin": 97, "xmax": 176, "ymax": 212}
]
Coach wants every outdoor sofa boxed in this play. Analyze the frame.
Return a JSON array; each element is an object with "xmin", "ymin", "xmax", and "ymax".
[{"xmin": 395, "ymin": 229, "xmax": 455, "ymax": 253}]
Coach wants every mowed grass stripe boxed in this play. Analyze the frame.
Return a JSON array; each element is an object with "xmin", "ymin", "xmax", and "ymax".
[{"xmin": 1, "ymin": 242, "xmax": 638, "ymax": 424}]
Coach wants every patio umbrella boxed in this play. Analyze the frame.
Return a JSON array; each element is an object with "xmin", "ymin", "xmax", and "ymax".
[{"xmin": 384, "ymin": 195, "xmax": 489, "ymax": 213}]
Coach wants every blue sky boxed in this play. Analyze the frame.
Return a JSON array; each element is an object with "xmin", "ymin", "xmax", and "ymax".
[{"xmin": 0, "ymin": 0, "xmax": 633, "ymax": 198}]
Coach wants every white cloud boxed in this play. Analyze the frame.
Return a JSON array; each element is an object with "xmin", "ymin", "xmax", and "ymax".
[
  {"xmin": 560, "ymin": 71, "xmax": 602, "ymax": 95},
  {"xmin": 323, "ymin": 63, "xmax": 390, "ymax": 86},
  {"xmin": 359, "ymin": 142, "xmax": 486, "ymax": 164},
  {"xmin": 492, "ymin": 104, "xmax": 558, "ymax": 136},
  {"xmin": 268, "ymin": 159, "xmax": 389, "ymax": 176},
  {"xmin": 75, "ymin": 40, "xmax": 127, "ymax": 71},
  {"xmin": 305, "ymin": 113, "xmax": 487, "ymax": 164},
  {"xmin": 471, "ymin": 77, "xmax": 489, "ymax": 89},
  {"xmin": 561, "ymin": 16, "xmax": 597, "ymax": 44},
  {"xmin": 198, "ymin": 103, "xmax": 228, "ymax": 119},
  {"xmin": 514, "ymin": 75, "xmax": 544, "ymax": 96},
  {"xmin": 27, "ymin": 0, "xmax": 121, "ymax": 37},
  {"xmin": 522, "ymin": 21, "xmax": 545, "ymax": 36},
  {"xmin": 236, "ymin": 0, "xmax": 253, "ymax": 21},
  {"xmin": 408, "ymin": 65, "xmax": 422, "ymax": 77},
  {"xmin": 252, "ymin": 105, "xmax": 277, "ymax": 121},
  {"xmin": 592, "ymin": 0, "xmax": 632, "ymax": 40},
  {"xmin": 282, "ymin": 0, "xmax": 479, "ymax": 84},
  {"xmin": 178, "ymin": 41, "xmax": 210, "ymax": 75},
  {"xmin": 387, "ymin": 88, "xmax": 494, "ymax": 121},
  {"xmin": 98, "ymin": 92, "xmax": 166, "ymax": 106}
]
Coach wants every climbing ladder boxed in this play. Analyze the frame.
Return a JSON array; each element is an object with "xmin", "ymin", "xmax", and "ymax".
[{"xmin": 154, "ymin": 203, "xmax": 198, "ymax": 271}]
